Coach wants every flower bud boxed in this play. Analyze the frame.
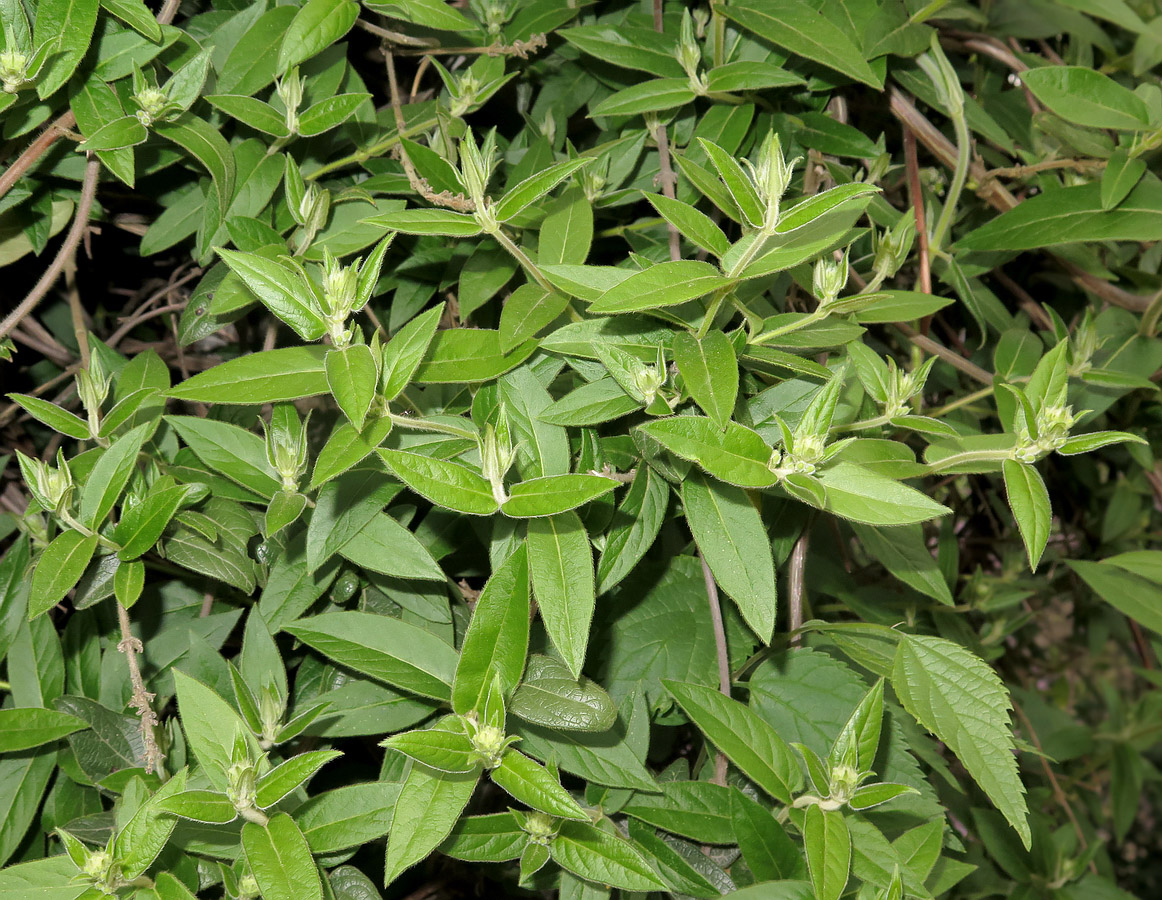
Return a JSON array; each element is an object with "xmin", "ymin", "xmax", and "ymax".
[
  {"xmin": 872, "ymin": 215, "xmax": 916, "ymax": 280},
  {"xmin": 1068, "ymin": 310, "xmax": 1102, "ymax": 376},
  {"xmin": 828, "ymin": 763, "xmax": 861, "ymax": 805},
  {"xmin": 276, "ymin": 68, "xmax": 304, "ymax": 133},
  {"xmin": 751, "ymin": 133, "xmax": 798, "ymax": 229},
  {"xmin": 522, "ymin": 811, "xmax": 559, "ymax": 845},
  {"xmin": 458, "ymin": 129, "xmax": 497, "ymax": 208},
  {"xmin": 263, "ymin": 407, "xmax": 309, "ymax": 491},
  {"xmin": 133, "ymin": 84, "xmax": 170, "ymax": 126},
  {"xmin": 480, "ymin": 419, "xmax": 517, "ymax": 504},
  {"xmin": 76, "ymin": 357, "xmax": 112, "ymax": 435},
  {"xmin": 469, "ymin": 723, "xmax": 508, "ymax": 767},
  {"xmin": 258, "ymin": 684, "xmax": 285, "ymax": 745},
  {"xmin": 226, "ymin": 761, "xmax": 258, "ymax": 812},
  {"xmin": 449, "ymin": 69, "xmax": 483, "ymax": 117},
  {"xmin": 676, "ymin": 10, "xmax": 704, "ymax": 82},
  {"xmin": 813, "ymin": 252, "xmax": 849, "ymax": 307},
  {"xmin": 0, "ymin": 47, "xmax": 29, "ymax": 93},
  {"xmin": 17, "ymin": 449, "xmax": 74, "ymax": 514},
  {"xmin": 237, "ymin": 875, "xmax": 261, "ymax": 899}
]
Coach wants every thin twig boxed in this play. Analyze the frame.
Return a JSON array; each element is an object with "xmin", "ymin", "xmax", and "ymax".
[
  {"xmin": 0, "ymin": 157, "xmax": 100, "ymax": 343},
  {"xmin": 895, "ymin": 322, "xmax": 993, "ymax": 385},
  {"xmin": 902, "ymin": 124, "xmax": 932, "ymax": 295},
  {"xmin": 699, "ymin": 553, "xmax": 731, "ymax": 787},
  {"xmin": 116, "ymin": 602, "xmax": 165, "ymax": 774},
  {"xmin": 0, "ymin": 111, "xmax": 76, "ymax": 202},
  {"xmin": 385, "ymin": 50, "xmax": 474, "ymax": 212}
]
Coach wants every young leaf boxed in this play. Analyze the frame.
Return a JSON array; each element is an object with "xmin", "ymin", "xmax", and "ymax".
[
  {"xmin": 167, "ymin": 347, "xmax": 330, "ymax": 404},
  {"xmin": 589, "ymin": 261, "xmax": 731, "ymax": 314},
  {"xmin": 672, "ymin": 331, "xmax": 739, "ymax": 429},
  {"xmin": 29, "ymin": 531, "xmax": 98, "ymax": 621},
  {"xmin": 682, "ymin": 472, "xmax": 777, "ymax": 643},
  {"xmin": 491, "ymin": 749, "xmax": 588, "ymax": 820},
  {"xmin": 452, "ymin": 544, "xmax": 531, "ymax": 715},
  {"xmin": 241, "ymin": 813, "xmax": 324, "ymax": 900},
  {"xmin": 0, "ymin": 708, "xmax": 87, "ymax": 752},
  {"xmin": 384, "ymin": 764, "xmax": 478, "ymax": 885},
  {"xmin": 502, "ymin": 474, "xmax": 618, "ymax": 518},
  {"xmin": 637, "ymin": 417, "xmax": 777, "ymax": 488},
  {"xmin": 527, "ymin": 512, "xmax": 595, "ymax": 679},
  {"xmin": 278, "ymin": 0, "xmax": 358, "ymax": 72},
  {"xmin": 326, "ymin": 344, "xmax": 378, "ymax": 432},
  {"xmin": 1002, "ymin": 460, "xmax": 1052, "ymax": 571},
  {"xmin": 285, "ymin": 611, "xmax": 458, "ymax": 701},
  {"xmin": 549, "ymin": 821, "xmax": 668, "ymax": 892},
  {"xmin": 663, "ymin": 681, "xmax": 798, "ymax": 804},
  {"xmin": 802, "ymin": 805, "xmax": 851, "ymax": 900},
  {"xmin": 379, "ymin": 449, "xmax": 499, "ymax": 515}
]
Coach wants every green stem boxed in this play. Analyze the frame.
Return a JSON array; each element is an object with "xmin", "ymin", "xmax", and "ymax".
[
  {"xmin": 930, "ymin": 111, "xmax": 971, "ymax": 252},
  {"xmin": 488, "ymin": 226, "xmax": 554, "ymax": 292},
  {"xmin": 927, "ymin": 384, "xmax": 994, "ymax": 418},
  {"xmin": 925, "ymin": 448, "xmax": 1011, "ymax": 474},
  {"xmin": 305, "ymin": 114, "xmax": 441, "ymax": 181},
  {"xmin": 833, "ymin": 413, "xmax": 892, "ymax": 434},
  {"xmin": 388, "ymin": 413, "xmax": 477, "ymax": 441}
]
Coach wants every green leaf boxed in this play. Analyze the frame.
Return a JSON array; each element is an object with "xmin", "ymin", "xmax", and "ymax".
[
  {"xmin": 815, "ymin": 463, "xmax": 951, "ymax": 526},
  {"xmin": 241, "ymin": 813, "xmax": 324, "ymax": 900},
  {"xmin": 1002, "ymin": 460, "xmax": 1052, "ymax": 571},
  {"xmin": 550, "ymin": 821, "xmax": 667, "ymax": 892},
  {"xmin": 1069, "ymin": 559, "xmax": 1162, "ymax": 636},
  {"xmin": 441, "ymin": 812, "xmax": 529, "ymax": 862},
  {"xmin": 672, "ymin": 331, "xmax": 738, "ymax": 431},
  {"xmin": 706, "ymin": 60, "xmax": 805, "ymax": 93},
  {"xmin": 33, "ymin": 0, "xmax": 100, "ymax": 98},
  {"xmin": 285, "ymin": 611, "xmax": 458, "ymax": 701},
  {"xmin": 527, "ymin": 511, "xmax": 595, "ymax": 679},
  {"xmin": 155, "ymin": 117, "xmax": 236, "ymax": 216},
  {"xmin": 720, "ymin": 0, "xmax": 883, "ymax": 88},
  {"xmin": 499, "ymin": 366, "xmax": 570, "ymax": 478},
  {"xmin": 495, "ymin": 157, "xmax": 593, "ymax": 222},
  {"xmin": 957, "ymin": 180, "xmax": 1162, "ymax": 251},
  {"xmin": 538, "ymin": 187, "xmax": 593, "ymax": 266},
  {"xmin": 278, "ymin": 0, "xmax": 358, "ymax": 72},
  {"xmin": 589, "ymin": 261, "xmax": 731, "ymax": 314},
  {"xmin": 413, "ymin": 329, "xmax": 537, "ymax": 384},
  {"xmin": 326, "ymin": 344, "xmax": 378, "ymax": 431},
  {"xmin": 850, "ymin": 523, "xmax": 953, "ymax": 605},
  {"xmin": 297, "ymin": 782, "xmax": 402, "ymax": 853},
  {"xmin": 596, "ymin": 465, "xmax": 669, "ymax": 594},
  {"xmin": 637, "ymin": 417, "xmax": 777, "ymax": 488},
  {"xmin": 1021, "ymin": 66, "xmax": 1150, "ymax": 130},
  {"xmin": 623, "ymin": 780, "xmax": 736, "ymax": 844},
  {"xmin": 500, "ymin": 285, "xmax": 571, "ymax": 353},
  {"xmin": 310, "ymin": 417, "xmax": 392, "ymax": 489},
  {"xmin": 115, "ymin": 770, "xmax": 191, "ymax": 878},
  {"xmin": 29, "ymin": 531, "xmax": 98, "ymax": 620},
  {"xmin": 645, "ymin": 194, "xmax": 730, "ymax": 258},
  {"xmin": 503, "ymin": 474, "xmax": 618, "ymax": 518},
  {"xmin": 114, "ymin": 486, "xmax": 188, "ymax": 561},
  {"xmin": 803, "ymin": 805, "xmax": 851, "ymax": 900},
  {"xmin": 386, "ymin": 719, "xmax": 477, "ymax": 773},
  {"xmin": 491, "ymin": 749, "xmax": 588, "ymax": 819},
  {"xmin": 335, "ymin": 512, "xmax": 442, "ymax": 581},
  {"xmin": 100, "ymin": 0, "xmax": 161, "ymax": 39},
  {"xmin": 206, "ymin": 94, "xmax": 290, "ymax": 137},
  {"xmin": 166, "ymin": 415, "xmax": 280, "ymax": 498},
  {"xmin": 298, "ymin": 93, "xmax": 371, "ymax": 137},
  {"xmin": 168, "ymin": 347, "xmax": 330, "ymax": 403},
  {"xmin": 853, "ymin": 291, "xmax": 954, "ymax": 324},
  {"xmin": 452, "ymin": 544, "xmax": 530, "ymax": 715},
  {"xmin": 367, "ymin": 0, "xmax": 476, "ymax": 32},
  {"xmin": 82, "ymin": 116, "xmax": 147, "ymax": 152},
  {"xmin": 0, "ymin": 855, "xmax": 89, "ymax": 897},
  {"xmin": 560, "ymin": 25, "xmax": 685, "ymax": 78},
  {"xmin": 664, "ymin": 681, "xmax": 798, "ymax": 804},
  {"xmin": 384, "ymin": 764, "xmax": 478, "ymax": 885},
  {"xmin": 682, "ymin": 472, "xmax": 776, "ymax": 643},
  {"xmin": 79, "ymin": 422, "xmax": 152, "ymax": 530},
  {"xmin": 591, "ymin": 78, "xmax": 696, "ymax": 116},
  {"xmin": 216, "ymin": 249, "xmax": 325, "ymax": 341},
  {"xmin": 0, "ymin": 708, "xmax": 87, "ymax": 752},
  {"xmin": 510, "ymin": 654, "xmax": 616, "ymax": 732},
  {"xmin": 539, "ymin": 377, "xmax": 641, "ymax": 427},
  {"xmin": 379, "ymin": 449, "xmax": 499, "ymax": 515},
  {"xmin": 155, "ymin": 789, "xmax": 237, "ymax": 824},
  {"xmin": 256, "ymin": 750, "xmax": 342, "ymax": 808},
  {"xmin": 1100, "ymin": 148, "xmax": 1147, "ymax": 209},
  {"xmin": 173, "ymin": 670, "xmax": 261, "ymax": 790},
  {"xmin": 732, "ymin": 788, "xmax": 803, "ymax": 880},
  {"xmin": 362, "ymin": 208, "xmax": 483, "ymax": 236},
  {"xmin": 6, "ymin": 395, "xmax": 90, "ymax": 439},
  {"xmin": 1056, "ymin": 430, "xmax": 1146, "ymax": 455},
  {"xmin": 380, "ymin": 303, "xmax": 443, "ymax": 400},
  {"xmin": 892, "ymin": 634, "xmax": 1030, "ymax": 848}
]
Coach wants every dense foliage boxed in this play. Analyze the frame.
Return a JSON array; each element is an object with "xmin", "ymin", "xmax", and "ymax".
[{"xmin": 2, "ymin": 0, "xmax": 1162, "ymax": 898}]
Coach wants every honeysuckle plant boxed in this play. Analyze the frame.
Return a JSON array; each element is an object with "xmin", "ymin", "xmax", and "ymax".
[{"xmin": 3, "ymin": 2, "xmax": 1162, "ymax": 900}]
